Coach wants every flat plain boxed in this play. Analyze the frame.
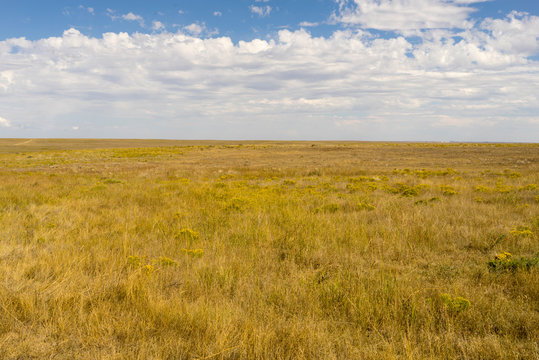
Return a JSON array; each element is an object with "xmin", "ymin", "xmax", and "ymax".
[{"xmin": 0, "ymin": 139, "xmax": 538, "ymax": 359}]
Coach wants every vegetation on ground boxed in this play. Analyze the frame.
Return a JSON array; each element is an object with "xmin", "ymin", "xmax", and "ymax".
[{"xmin": 0, "ymin": 140, "xmax": 538, "ymax": 359}]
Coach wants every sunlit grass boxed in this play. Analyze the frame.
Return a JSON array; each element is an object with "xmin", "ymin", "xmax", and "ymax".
[{"xmin": 0, "ymin": 141, "xmax": 537, "ymax": 359}]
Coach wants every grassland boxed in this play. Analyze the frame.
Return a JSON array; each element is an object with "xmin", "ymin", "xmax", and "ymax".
[{"xmin": 0, "ymin": 139, "xmax": 538, "ymax": 359}]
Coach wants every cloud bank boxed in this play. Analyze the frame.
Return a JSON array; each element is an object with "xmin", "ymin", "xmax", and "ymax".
[
  {"xmin": 0, "ymin": 116, "xmax": 10, "ymax": 127},
  {"xmin": 333, "ymin": 0, "xmax": 488, "ymax": 30},
  {"xmin": 0, "ymin": 11, "xmax": 538, "ymax": 140}
]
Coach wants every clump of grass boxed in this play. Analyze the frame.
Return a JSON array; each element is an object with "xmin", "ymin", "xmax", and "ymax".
[
  {"xmin": 384, "ymin": 183, "xmax": 424, "ymax": 197},
  {"xmin": 155, "ymin": 256, "xmax": 177, "ymax": 266},
  {"xmin": 224, "ymin": 197, "xmax": 249, "ymax": 212},
  {"xmin": 127, "ymin": 255, "xmax": 142, "ymax": 267},
  {"xmin": 349, "ymin": 176, "xmax": 379, "ymax": 182},
  {"xmin": 175, "ymin": 228, "xmax": 200, "ymax": 240},
  {"xmin": 357, "ymin": 201, "xmax": 375, "ymax": 211},
  {"xmin": 503, "ymin": 170, "xmax": 522, "ymax": 178},
  {"xmin": 219, "ymin": 174, "xmax": 235, "ymax": 180},
  {"xmin": 474, "ymin": 185, "xmax": 491, "ymax": 193},
  {"xmin": 494, "ymin": 180, "xmax": 513, "ymax": 193},
  {"xmin": 414, "ymin": 197, "xmax": 440, "ymax": 205},
  {"xmin": 399, "ymin": 185, "xmax": 420, "ymax": 197},
  {"xmin": 393, "ymin": 168, "xmax": 456, "ymax": 178},
  {"xmin": 314, "ymin": 203, "xmax": 340, "ymax": 213},
  {"xmin": 438, "ymin": 293, "xmax": 471, "ymax": 312},
  {"xmin": 488, "ymin": 252, "xmax": 539, "ymax": 272},
  {"xmin": 182, "ymin": 248, "xmax": 204, "ymax": 257},
  {"xmin": 440, "ymin": 185, "xmax": 458, "ymax": 196},
  {"xmin": 518, "ymin": 184, "xmax": 538, "ymax": 191},
  {"xmin": 102, "ymin": 178, "xmax": 123, "ymax": 184},
  {"xmin": 347, "ymin": 181, "xmax": 378, "ymax": 193},
  {"xmin": 427, "ymin": 293, "xmax": 471, "ymax": 314},
  {"xmin": 142, "ymin": 264, "xmax": 154, "ymax": 274},
  {"xmin": 510, "ymin": 226, "xmax": 533, "ymax": 238},
  {"xmin": 214, "ymin": 182, "xmax": 227, "ymax": 188},
  {"xmin": 282, "ymin": 179, "xmax": 297, "ymax": 186}
]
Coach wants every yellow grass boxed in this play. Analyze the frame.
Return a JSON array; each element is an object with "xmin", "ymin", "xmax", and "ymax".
[{"xmin": 0, "ymin": 140, "xmax": 538, "ymax": 359}]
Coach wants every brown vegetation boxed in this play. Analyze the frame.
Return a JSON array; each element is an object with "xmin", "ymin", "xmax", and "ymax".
[{"xmin": 0, "ymin": 140, "xmax": 538, "ymax": 359}]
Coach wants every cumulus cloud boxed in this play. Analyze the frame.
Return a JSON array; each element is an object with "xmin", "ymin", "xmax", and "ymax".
[
  {"xmin": 479, "ymin": 11, "xmax": 539, "ymax": 56},
  {"xmin": 122, "ymin": 13, "xmax": 141, "ymax": 21},
  {"xmin": 299, "ymin": 21, "xmax": 319, "ymax": 27},
  {"xmin": 213, "ymin": 11, "xmax": 222, "ymax": 17},
  {"xmin": 409, "ymin": 11, "xmax": 539, "ymax": 68},
  {"xmin": 181, "ymin": 22, "xmax": 218, "ymax": 37},
  {"xmin": 0, "ymin": 20, "xmax": 537, "ymax": 140},
  {"xmin": 107, "ymin": 10, "xmax": 146, "ymax": 27},
  {"xmin": 184, "ymin": 23, "xmax": 203, "ymax": 35},
  {"xmin": 0, "ymin": 70, "xmax": 14, "ymax": 91},
  {"xmin": 122, "ymin": 12, "xmax": 144, "ymax": 25},
  {"xmin": 0, "ymin": 116, "xmax": 10, "ymax": 127},
  {"xmin": 250, "ymin": 5, "xmax": 272, "ymax": 17},
  {"xmin": 333, "ymin": 0, "xmax": 487, "ymax": 30},
  {"xmin": 152, "ymin": 21, "xmax": 165, "ymax": 31}
]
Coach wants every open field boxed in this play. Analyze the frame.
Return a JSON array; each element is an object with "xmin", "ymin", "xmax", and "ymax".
[{"xmin": 0, "ymin": 140, "xmax": 538, "ymax": 359}]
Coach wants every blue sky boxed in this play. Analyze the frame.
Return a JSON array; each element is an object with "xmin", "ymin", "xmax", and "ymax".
[
  {"xmin": 1, "ymin": 1, "xmax": 343, "ymax": 42},
  {"xmin": 0, "ymin": 1, "xmax": 538, "ymax": 141},
  {"xmin": 1, "ymin": 1, "xmax": 537, "ymax": 41}
]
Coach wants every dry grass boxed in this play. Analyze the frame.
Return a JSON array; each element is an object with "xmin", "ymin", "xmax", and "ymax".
[{"xmin": 0, "ymin": 140, "xmax": 538, "ymax": 359}]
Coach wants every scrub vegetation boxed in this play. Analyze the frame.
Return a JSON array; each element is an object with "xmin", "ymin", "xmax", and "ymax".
[{"xmin": 0, "ymin": 139, "xmax": 538, "ymax": 359}]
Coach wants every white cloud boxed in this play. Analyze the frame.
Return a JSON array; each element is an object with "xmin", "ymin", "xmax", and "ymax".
[
  {"xmin": 178, "ymin": 10, "xmax": 185, "ymax": 15},
  {"xmin": 452, "ymin": 0, "xmax": 491, "ymax": 3},
  {"xmin": 299, "ymin": 21, "xmax": 319, "ymax": 27},
  {"xmin": 238, "ymin": 38, "xmax": 272, "ymax": 53},
  {"xmin": 0, "ymin": 70, "xmax": 14, "ymax": 92},
  {"xmin": 106, "ymin": 10, "xmax": 145, "ymax": 27},
  {"xmin": 333, "ymin": 0, "xmax": 486, "ymax": 30},
  {"xmin": 152, "ymin": 21, "xmax": 165, "ymax": 31},
  {"xmin": 78, "ymin": 5, "xmax": 94, "ymax": 15},
  {"xmin": 184, "ymin": 23, "xmax": 203, "ymax": 36},
  {"xmin": 122, "ymin": 12, "xmax": 141, "ymax": 21},
  {"xmin": 122, "ymin": 12, "xmax": 144, "ymax": 25},
  {"xmin": 213, "ymin": 11, "xmax": 222, "ymax": 17},
  {"xmin": 0, "ymin": 22, "xmax": 537, "ymax": 141},
  {"xmin": 409, "ymin": 12, "xmax": 539, "ymax": 68},
  {"xmin": 250, "ymin": 5, "xmax": 272, "ymax": 17},
  {"xmin": 0, "ymin": 116, "xmax": 10, "ymax": 127},
  {"xmin": 181, "ymin": 23, "xmax": 218, "ymax": 37},
  {"xmin": 480, "ymin": 11, "xmax": 539, "ymax": 56}
]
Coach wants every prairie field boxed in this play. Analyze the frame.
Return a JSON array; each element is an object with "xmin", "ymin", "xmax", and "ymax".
[{"xmin": 0, "ymin": 139, "xmax": 538, "ymax": 359}]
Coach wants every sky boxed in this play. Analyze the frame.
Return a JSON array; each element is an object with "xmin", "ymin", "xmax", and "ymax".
[{"xmin": 0, "ymin": 0, "xmax": 538, "ymax": 141}]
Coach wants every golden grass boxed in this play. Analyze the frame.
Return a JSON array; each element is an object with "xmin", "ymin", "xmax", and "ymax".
[{"xmin": 0, "ymin": 140, "xmax": 538, "ymax": 359}]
